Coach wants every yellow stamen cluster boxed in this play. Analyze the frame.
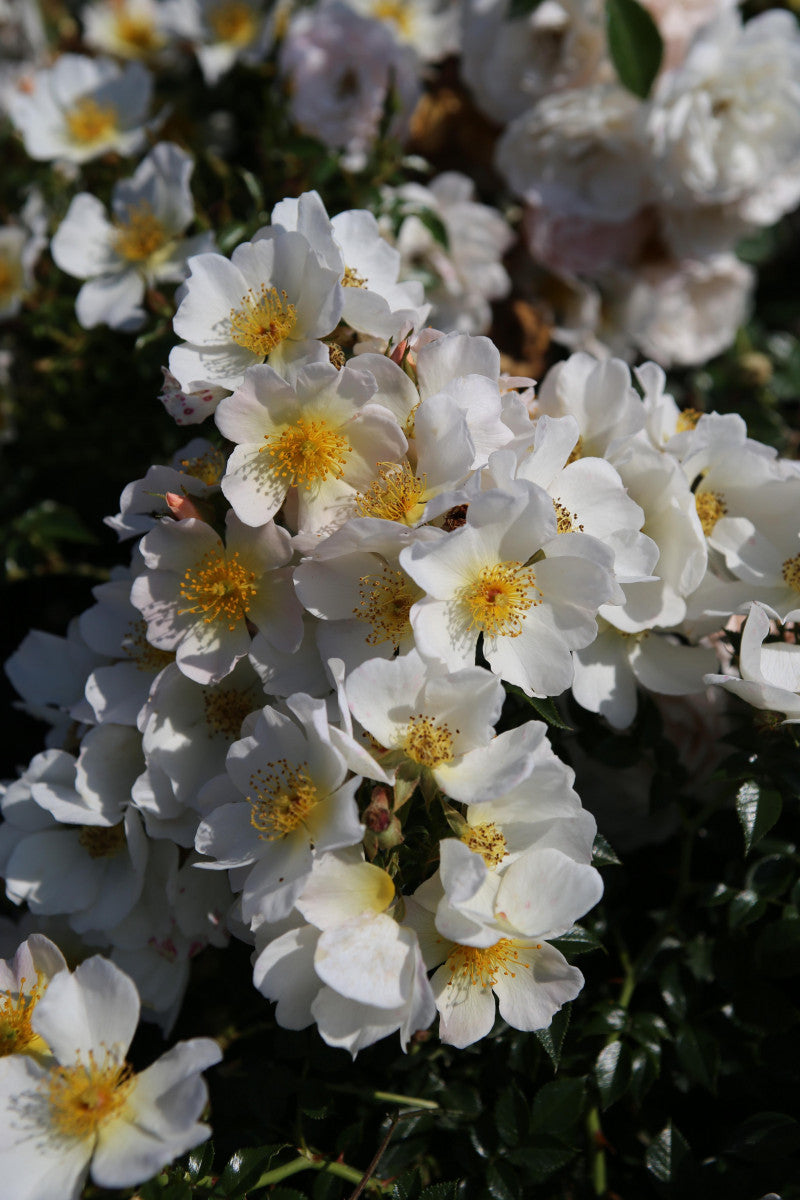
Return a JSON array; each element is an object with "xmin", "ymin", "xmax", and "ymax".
[
  {"xmin": 115, "ymin": 11, "xmax": 162, "ymax": 53},
  {"xmin": 249, "ymin": 760, "xmax": 318, "ymax": 839},
  {"xmin": 64, "ymin": 97, "xmax": 118, "ymax": 145},
  {"xmin": 179, "ymin": 548, "xmax": 257, "ymax": 631},
  {"xmin": 460, "ymin": 561, "xmax": 542, "ymax": 638},
  {"xmin": 122, "ymin": 619, "xmax": 175, "ymax": 673},
  {"xmin": 202, "ymin": 687, "xmax": 255, "ymax": 738},
  {"xmin": 342, "ymin": 265, "xmax": 367, "ymax": 288},
  {"xmin": 78, "ymin": 823, "xmax": 126, "ymax": 860},
  {"xmin": 553, "ymin": 499, "xmax": 584, "ymax": 535},
  {"xmin": 1, "ymin": 976, "xmax": 45, "ymax": 1058},
  {"xmin": 782, "ymin": 553, "xmax": 800, "ymax": 594},
  {"xmin": 179, "ymin": 447, "xmax": 226, "ymax": 486},
  {"xmin": 229, "ymin": 285, "xmax": 297, "ymax": 356},
  {"xmin": 47, "ymin": 1051, "xmax": 133, "ymax": 1140},
  {"xmin": 112, "ymin": 201, "xmax": 168, "ymax": 262},
  {"xmin": 462, "ymin": 822, "xmax": 508, "ymax": 869},
  {"xmin": 565, "ymin": 436, "xmax": 583, "ymax": 465},
  {"xmin": 208, "ymin": 0, "xmax": 257, "ymax": 44},
  {"xmin": 353, "ymin": 566, "xmax": 417, "ymax": 646},
  {"xmin": 676, "ymin": 407, "xmax": 703, "ymax": 433},
  {"xmin": 403, "ymin": 714, "xmax": 454, "ymax": 767},
  {"xmin": 0, "ymin": 254, "xmax": 22, "ymax": 304},
  {"xmin": 446, "ymin": 939, "xmax": 535, "ymax": 988},
  {"xmin": 261, "ymin": 418, "xmax": 351, "ymax": 489},
  {"xmin": 355, "ymin": 462, "xmax": 426, "ymax": 524},
  {"xmin": 374, "ymin": 0, "xmax": 412, "ymax": 35},
  {"xmin": 695, "ymin": 490, "xmax": 727, "ymax": 537}
]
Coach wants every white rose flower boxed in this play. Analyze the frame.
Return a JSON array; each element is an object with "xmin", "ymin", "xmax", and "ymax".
[
  {"xmin": 163, "ymin": 0, "xmax": 274, "ymax": 85},
  {"xmin": 704, "ymin": 602, "xmax": 800, "ymax": 722},
  {"xmin": 1, "ymin": 934, "xmax": 68, "ymax": 1061},
  {"xmin": 81, "ymin": 0, "xmax": 170, "ymax": 58}
]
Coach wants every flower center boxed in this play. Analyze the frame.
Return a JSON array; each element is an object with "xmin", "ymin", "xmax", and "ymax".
[
  {"xmin": 342, "ymin": 265, "xmax": 367, "ymax": 288},
  {"xmin": 460, "ymin": 561, "xmax": 542, "ymax": 638},
  {"xmin": 208, "ymin": 0, "xmax": 257, "ymax": 44},
  {"xmin": 373, "ymin": 0, "xmax": 412, "ymax": 35},
  {"xmin": 676, "ymin": 407, "xmax": 702, "ymax": 433},
  {"xmin": 695, "ymin": 490, "xmax": 727, "ymax": 537},
  {"xmin": 229, "ymin": 286, "xmax": 297, "ymax": 357},
  {"xmin": 261, "ymin": 418, "xmax": 351, "ymax": 489},
  {"xmin": 64, "ymin": 97, "xmax": 118, "ymax": 145},
  {"xmin": 403, "ymin": 714, "xmax": 453, "ymax": 767},
  {"xmin": 122, "ymin": 619, "xmax": 175, "ymax": 673},
  {"xmin": 249, "ymin": 761, "xmax": 319, "ymax": 839},
  {"xmin": 553, "ymin": 499, "xmax": 584, "ymax": 535},
  {"xmin": 782, "ymin": 553, "xmax": 800, "ymax": 594},
  {"xmin": 1, "ymin": 976, "xmax": 45, "ymax": 1058},
  {"xmin": 0, "ymin": 253, "xmax": 22, "ymax": 303},
  {"xmin": 565, "ymin": 435, "xmax": 583, "ymax": 465},
  {"xmin": 179, "ymin": 548, "xmax": 257, "ymax": 631},
  {"xmin": 115, "ymin": 11, "xmax": 162, "ymax": 52},
  {"xmin": 462, "ymin": 822, "xmax": 507, "ymax": 869},
  {"xmin": 446, "ymin": 939, "xmax": 534, "ymax": 989},
  {"xmin": 355, "ymin": 462, "xmax": 427, "ymax": 524},
  {"xmin": 179, "ymin": 448, "xmax": 226, "ymax": 485},
  {"xmin": 202, "ymin": 686, "xmax": 255, "ymax": 738},
  {"xmin": 78, "ymin": 823, "xmax": 126, "ymax": 859},
  {"xmin": 47, "ymin": 1051, "xmax": 132, "ymax": 1140},
  {"xmin": 112, "ymin": 201, "xmax": 169, "ymax": 262},
  {"xmin": 353, "ymin": 566, "xmax": 418, "ymax": 646}
]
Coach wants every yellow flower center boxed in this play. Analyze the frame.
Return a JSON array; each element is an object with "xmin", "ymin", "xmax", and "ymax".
[
  {"xmin": 782, "ymin": 553, "xmax": 800, "ymax": 594},
  {"xmin": 78, "ymin": 823, "xmax": 126, "ymax": 860},
  {"xmin": 261, "ymin": 418, "xmax": 351, "ymax": 489},
  {"xmin": 64, "ymin": 97, "xmax": 118, "ymax": 146},
  {"xmin": 462, "ymin": 822, "xmax": 507, "ymax": 869},
  {"xmin": 1, "ymin": 975, "xmax": 46, "ymax": 1058},
  {"xmin": 122, "ymin": 619, "xmax": 175, "ymax": 673},
  {"xmin": 115, "ymin": 11, "xmax": 162, "ymax": 53},
  {"xmin": 403, "ymin": 714, "xmax": 453, "ymax": 767},
  {"xmin": 565, "ymin": 435, "xmax": 583, "ymax": 465},
  {"xmin": 208, "ymin": 0, "xmax": 257, "ymax": 44},
  {"xmin": 0, "ymin": 253, "xmax": 23, "ymax": 304},
  {"xmin": 202, "ymin": 686, "xmax": 255, "ymax": 738},
  {"xmin": 179, "ymin": 447, "xmax": 226, "ymax": 486},
  {"xmin": 179, "ymin": 548, "xmax": 257, "ymax": 632},
  {"xmin": 353, "ymin": 566, "xmax": 418, "ymax": 647},
  {"xmin": 695, "ymin": 490, "xmax": 727, "ymax": 537},
  {"xmin": 373, "ymin": 0, "xmax": 412, "ymax": 36},
  {"xmin": 112, "ymin": 201, "xmax": 169, "ymax": 262},
  {"xmin": 553, "ymin": 499, "xmax": 584, "ymax": 535},
  {"xmin": 355, "ymin": 462, "xmax": 427, "ymax": 524},
  {"xmin": 676, "ymin": 407, "xmax": 702, "ymax": 433},
  {"xmin": 460, "ymin": 561, "xmax": 542, "ymax": 638},
  {"xmin": 47, "ymin": 1051, "xmax": 133, "ymax": 1140},
  {"xmin": 342, "ymin": 265, "xmax": 367, "ymax": 288},
  {"xmin": 446, "ymin": 939, "xmax": 535, "ymax": 989},
  {"xmin": 249, "ymin": 760, "xmax": 319, "ymax": 839},
  {"xmin": 229, "ymin": 286, "xmax": 297, "ymax": 357}
]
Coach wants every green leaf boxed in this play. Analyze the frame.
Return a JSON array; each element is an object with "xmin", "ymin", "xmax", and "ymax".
[
  {"xmin": 726, "ymin": 1112, "xmax": 800, "ymax": 1163},
  {"xmin": 594, "ymin": 1041, "xmax": 633, "ymax": 1110},
  {"xmin": 268, "ymin": 1190, "xmax": 308, "ymax": 1200},
  {"xmin": 186, "ymin": 1139, "xmax": 214, "ymax": 1182},
  {"xmin": 530, "ymin": 1078, "xmax": 586, "ymax": 1134},
  {"xmin": 645, "ymin": 1120, "xmax": 693, "ymax": 1183},
  {"xmin": 486, "ymin": 1159, "xmax": 521, "ymax": 1200},
  {"xmin": 675, "ymin": 1025, "xmax": 718, "ymax": 1092},
  {"xmin": 549, "ymin": 924, "xmax": 605, "ymax": 957},
  {"xmin": 392, "ymin": 1169, "xmax": 422, "ymax": 1200},
  {"xmin": 505, "ymin": 1142, "xmax": 577, "ymax": 1182},
  {"xmin": 605, "ymin": 0, "xmax": 663, "ymax": 99},
  {"xmin": 504, "ymin": 684, "xmax": 572, "ymax": 729},
  {"xmin": 592, "ymin": 834, "xmax": 621, "ymax": 867},
  {"xmin": 495, "ymin": 1082, "xmax": 530, "ymax": 1146},
  {"xmin": 736, "ymin": 780, "xmax": 782, "ymax": 854},
  {"xmin": 419, "ymin": 1185, "xmax": 461, "ymax": 1200},
  {"xmin": 535, "ymin": 1003, "xmax": 571, "ymax": 1070},
  {"xmin": 216, "ymin": 1145, "xmax": 289, "ymax": 1197}
]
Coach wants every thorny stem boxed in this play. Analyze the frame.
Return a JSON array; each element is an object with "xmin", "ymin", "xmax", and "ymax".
[
  {"xmin": 346, "ymin": 1116, "xmax": 399, "ymax": 1200},
  {"xmin": 251, "ymin": 1149, "xmax": 392, "ymax": 1193}
]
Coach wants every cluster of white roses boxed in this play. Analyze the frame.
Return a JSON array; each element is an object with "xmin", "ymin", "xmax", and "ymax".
[
  {"xmin": 465, "ymin": 0, "xmax": 800, "ymax": 365},
  {"xmin": 5, "ymin": 178, "xmax": 800, "ymax": 1061},
  {"xmin": 0, "ymin": 931, "xmax": 220, "ymax": 1200}
]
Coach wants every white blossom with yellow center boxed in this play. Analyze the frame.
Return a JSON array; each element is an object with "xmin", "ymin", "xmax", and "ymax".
[
  {"xmin": 0, "ymin": 955, "xmax": 220, "ymax": 1198},
  {"xmin": 345, "ymin": 649, "xmax": 545, "ymax": 803},
  {"xmin": 216, "ymin": 358, "xmax": 408, "ymax": 536},
  {"xmin": 51, "ymin": 143, "xmax": 214, "ymax": 333},
  {"xmin": 195, "ymin": 694, "xmax": 372, "ymax": 924},
  {"xmin": 8, "ymin": 54, "xmax": 154, "ymax": 164},
  {"xmin": 400, "ymin": 481, "xmax": 619, "ymax": 698}
]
